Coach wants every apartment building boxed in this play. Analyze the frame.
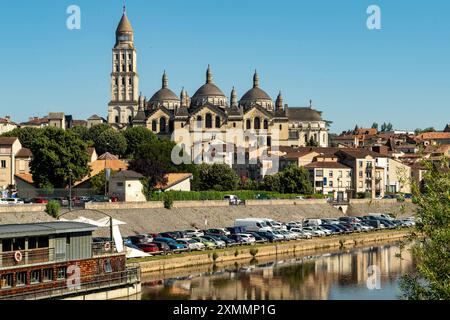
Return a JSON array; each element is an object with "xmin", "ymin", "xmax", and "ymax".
[{"xmin": 0, "ymin": 137, "xmax": 22, "ymax": 191}]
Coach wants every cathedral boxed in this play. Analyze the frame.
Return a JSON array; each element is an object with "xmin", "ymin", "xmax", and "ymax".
[{"xmin": 107, "ymin": 9, "xmax": 330, "ymax": 176}]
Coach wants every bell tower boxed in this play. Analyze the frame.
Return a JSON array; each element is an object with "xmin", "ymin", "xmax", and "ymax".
[{"xmin": 108, "ymin": 6, "xmax": 139, "ymax": 126}]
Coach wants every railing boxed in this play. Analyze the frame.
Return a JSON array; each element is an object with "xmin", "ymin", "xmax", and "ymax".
[
  {"xmin": 92, "ymin": 241, "xmax": 119, "ymax": 257},
  {"xmin": 0, "ymin": 248, "xmax": 56, "ymax": 269},
  {"xmin": 0, "ymin": 266, "xmax": 141, "ymax": 301}
]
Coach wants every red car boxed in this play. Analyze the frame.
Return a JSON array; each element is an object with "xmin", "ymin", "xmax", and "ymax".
[
  {"xmin": 33, "ymin": 197, "xmax": 48, "ymax": 204},
  {"xmin": 136, "ymin": 243, "xmax": 160, "ymax": 253}
]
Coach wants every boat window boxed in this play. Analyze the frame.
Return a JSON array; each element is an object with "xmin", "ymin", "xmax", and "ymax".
[
  {"xmin": 13, "ymin": 238, "xmax": 25, "ymax": 251},
  {"xmin": 57, "ymin": 267, "xmax": 67, "ymax": 280},
  {"xmin": 43, "ymin": 269, "xmax": 53, "ymax": 282},
  {"xmin": 16, "ymin": 272, "xmax": 27, "ymax": 287},
  {"xmin": 2, "ymin": 239, "xmax": 13, "ymax": 252},
  {"xmin": 104, "ymin": 259, "xmax": 113, "ymax": 273},
  {"xmin": 30, "ymin": 270, "xmax": 41, "ymax": 284},
  {"xmin": 28, "ymin": 236, "xmax": 49, "ymax": 249},
  {"xmin": 0, "ymin": 274, "xmax": 13, "ymax": 289}
]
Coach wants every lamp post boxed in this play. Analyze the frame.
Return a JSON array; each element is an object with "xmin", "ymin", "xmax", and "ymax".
[{"xmin": 104, "ymin": 142, "xmax": 110, "ymax": 197}]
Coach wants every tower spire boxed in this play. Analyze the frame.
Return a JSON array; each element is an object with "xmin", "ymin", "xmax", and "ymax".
[
  {"xmin": 253, "ymin": 70, "xmax": 260, "ymax": 88},
  {"xmin": 231, "ymin": 86, "xmax": 238, "ymax": 107},
  {"xmin": 276, "ymin": 91, "xmax": 283, "ymax": 110},
  {"xmin": 162, "ymin": 71, "xmax": 168, "ymax": 88},
  {"xmin": 206, "ymin": 65, "xmax": 213, "ymax": 84}
]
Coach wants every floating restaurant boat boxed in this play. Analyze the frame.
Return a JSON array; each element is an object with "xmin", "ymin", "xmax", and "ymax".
[{"xmin": 0, "ymin": 222, "xmax": 141, "ymax": 300}]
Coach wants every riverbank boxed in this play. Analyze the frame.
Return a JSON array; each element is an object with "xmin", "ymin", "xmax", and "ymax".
[{"xmin": 131, "ymin": 229, "xmax": 412, "ymax": 274}]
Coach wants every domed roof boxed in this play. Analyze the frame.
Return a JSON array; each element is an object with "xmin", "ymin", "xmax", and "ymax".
[
  {"xmin": 149, "ymin": 72, "xmax": 180, "ymax": 102},
  {"xmin": 240, "ymin": 71, "xmax": 272, "ymax": 102},
  {"xmin": 287, "ymin": 107, "xmax": 323, "ymax": 122},
  {"xmin": 240, "ymin": 87, "xmax": 272, "ymax": 101},
  {"xmin": 150, "ymin": 88, "xmax": 179, "ymax": 102},
  {"xmin": 192, "ymin": 65, "xmax": 226, "ymax": 99}
]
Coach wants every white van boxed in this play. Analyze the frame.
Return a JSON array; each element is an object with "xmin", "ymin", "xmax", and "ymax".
[
  {"xmin": 303, "ymin": 219, "xmax": 322, "ymax": 227},
  {"xmin": 234, "ymin": 219, "xmax": 272, "ymax": 232}
]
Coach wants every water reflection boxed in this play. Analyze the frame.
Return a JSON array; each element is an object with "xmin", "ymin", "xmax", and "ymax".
[{"xmin": 141, "ymin": 243, "xmax": 415, "ymax": 300}]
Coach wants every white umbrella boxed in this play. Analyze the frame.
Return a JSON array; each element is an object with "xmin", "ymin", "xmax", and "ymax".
[
  {"xmin": 126, "ymin": 246, "xmax": 151, "ymax": 259},
  {"xmin": 95, "ymin": 217, "xmax": 126, "ymax": 254},
  {"xmin": 95, "ymin": 217, "xmax": 127, "ymax": 227},
  {"xmin": 71, "ymin": 216, "xmax": 104, "ymax": 227}
]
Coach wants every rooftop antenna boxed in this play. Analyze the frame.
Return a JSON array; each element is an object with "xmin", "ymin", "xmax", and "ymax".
[
  {"xmin": 309, "ymin": 99, "xmax": 312, "ymax": 108},
  {"xmin": 123, "ymin": 0, "xmax": 126, "ymax": 14}
]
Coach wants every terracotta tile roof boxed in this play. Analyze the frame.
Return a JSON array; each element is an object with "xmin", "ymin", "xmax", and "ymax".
[
  {"xmin": 304, "ymin": 162, "xmax": 351, "ymax": 169},
  {"xmin": 74, "ymin": 158, "xmax": 128, "ymax": 186},
  {"xmin": 15, "ymin": 173, "xmax": 34, "ymax": 185},
  {"xmin": 16, "ymin": 148, "xmax": 32, "ymax": 158},
  {"xmin": 337, "ymin": 148, "xmax": 382, "ymax": 159},
  {"xmin": 72, "ymin": 120, "xmax": 88, "ymax": 126},
  {"xmin": 416, "ymin": 132, "xmax": 450, "ymax": 140},
  {"xmin": 0, "ymin": 137, "xmax": 18, "ymax": 146},
  {"xmin": 155, "ymin": 173, "xmax": 193, "ymax": 190},
  {"xmin": 97, "ymin": 152, "xmax": 119, "ymax": 160}
]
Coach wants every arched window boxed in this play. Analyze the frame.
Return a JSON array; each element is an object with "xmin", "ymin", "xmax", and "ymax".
[
  {"xmin": 205, "ymin": 113, "xmax": 213, "ymax": 129},
  {"xmin": 196, "ymin": 116, "xmax": 202, "ymax": 128},
  {"xmin": 128, "ymin": 116, "xmax": 132, "ymax": 124},
  {"xmin": 254, "ymin": 117, "xmax": 261, "ymax": 130},
  {"xmin": 215, "ymin": 116, "xmax": 221, "ymax": 128},
  {"xmin": 246, "ymin": 119, "xmax": 251, "ymax": 130},
  {"xmin": 160, "ymin": 118, "xmax": 167, "ymax": 133},
  {"xmin": 263, "ymin": 119, "xmax": 269, "ymax": 130},
  {"xmin": 169, "ymin": 120, "xmax": 174, "ymax": 132},
  {"xmin": 115, "ymin": 116, "xmax": 119, "ymax": 123},
  {"xmin": 267, "ymin": 136, "xmax": 272, "ymax": 147},
  {"xmin": 152, "ymin": 120, "xmax": 157, "ymax": 132}
]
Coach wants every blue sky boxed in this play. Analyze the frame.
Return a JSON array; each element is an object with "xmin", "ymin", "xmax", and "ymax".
[{"xmin": 1, "ymin": 0, "xmax": 449, "ymax": 133}]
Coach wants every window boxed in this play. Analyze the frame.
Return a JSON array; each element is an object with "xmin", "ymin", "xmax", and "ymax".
[
  {"xmin": 339, "ymin": 171, "xmax": 343, "ymax": 178},
  {"xmin": 246, "ymin": 119, "xmax": 251, "ymax": 130},
  {"xmin": 279, "ymin": 125, "xmax": 282, "ymax": 130},
  {"xmin": 267, "ymin": 136, "xmax": 272, "ymax": 147},
  {"xmin": 104, "ymin": 259, "xmax": 113, "ymax": 273},
  {"xmin": 359, "ymin": 161, "xmax": 363, "ymax": 167},
  {"xmin": 129, "ymin": 65, "xmax": 133, "ymax": 72},
  {"xmin": 329, "ymin": 171, "xmax": 333, "ymax": 178},
  {"xmin": 121, "ymin": 54, "xmax": 125, "ymax": 60},
  {"xmin": 57, "ymin": 267, "xmax": 67, "ymax": 280},
  {"xmin": 121, "ymin": 78, "xmax": 125, "ymax": 85},
  {"xmin": 160, "ymin": 118, "xmax": 167, "ymax": 132},
  {"xmin": 115, "ymin": 116, "xmax": 119, "ymax": 123},
  {"xmin": 152, "ymin": 120, "xmax": 157, "ymax": 132},
  {"xmin": 128, "ymin": 53, "xmax": 132, "ymax": 59},
  {"xmin": 359, "ymin": 171, "xmax": 363, "ymax": 178},
  {"xmin": 316, "ymin": 170, "xmax": 323, "ymax": 177},
  {"xmin": 329, "ymin": 181, "xmax": 334, "ymax": 187},
  {"xmin": 16, "ymin": 272, "xmax": 27, "ymax": 287},
  {"xmin": 254, "ymin": 117, "xmax": 261, "ymax": 130},
  {"xmin": 117, "ymin": 182, "xmax": 124, "ymax": 187},
  {"xmin": 1, "ymin": 274, "xmax": 13, "ymax": 289},
  {"xmin": 2, "ymin": 239, "xmax": 12, "ymax": 252},
  {"xmin": 1, "ymin": 160, "xmax": 6, "ymax": 168},
  {"xmin": 30, "ymin": 270, "xmax": 41, "ymax": 284},
  {"xmin": 315, "ymin": 181, "xmax": 323, "ymax": 188},
  {"xmin": 264, "ymin": 119, "xmax": 269, "ymax": 130},
  {"xmin": 338, "ymin": 180, "xmax": 343, "ymax": 187},
  {"xmin": 114, "ymin": 54, "xmax": 118, "ymax": 60},
  {"xmin": 358, "ymin": 181, "xmax": 363, "ymax": 188},
  {"xmin": 129, "ymin": 78, "xmax": 133, "ymax": 85},
  {"xmin": 205, "ymin": 113, "xmax": 213, "ymax": 129},
  {"xmin": 43, "ymin": 269, "xmax": 53, "ymax": 282},
  {"xmin": 28, "ymin": 236, "xmax": 49, "ymax": 249},
  {"xmin": 122, "ymin": 65, "xmax": 126, "ymax": 72},
  {"xmin": 196, "ymin": 116, "xmax": 202, "ymax": 128},
  {"xmin": 13, "ymin": 238, "xmax": 25, "ymax": 251},
  {"xmin": 233, "ymin": 122, "xmax": 236, "ymax": 128},
  {"xmin": 215, "ymin": 116, "xmax": 221, "ymax": 128},
  {"xmin": 114, "ymin": 78, "xmax": 118, "ymax": 86}
]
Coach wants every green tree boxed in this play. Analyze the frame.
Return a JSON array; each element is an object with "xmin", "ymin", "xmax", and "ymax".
[
  {"xmin": 90, "ymin": 169, "xmax": 117, "ymax": 195},
  {"xmin": 87, "ymin": 123, "xmax": 111, "ymax": 144},
  {"xmin": 400, "ymin": 158, "xmax": 450, "ymax": 300},
  {"xmin": 279, "ymin": 165, "xmax": 314, "ymax": 194},
  {"xmin": 95, "ymin": 128, "xmax": 127, "ymax": 157},
  {"xmin": 197, "ymin": 164, "xmax": 239, "ymax": 191},
  {"xmin": 69, "ymin": 125, "xmax": 90, "ymax": 142},
  {"xmin": 306, "ymin": 136, "xmax": 319, "ymax": 147},
  {"xmin": 1, "ymin": 127, "xmax": 42, "ymax": 149},
  {"xmin": 123, "ymin": 126, "xmax": 157, "ymax": 157},
  {"xmin": 29, "ymin": 127, "xmax": 90, "ymax": 188},
  {"xmin": 371, "ymin": 122, "xmax": 379, "ymax": 130},
  {"xmin": 262, "ymin": 174, "xmax": 281, "ymax": 192}
]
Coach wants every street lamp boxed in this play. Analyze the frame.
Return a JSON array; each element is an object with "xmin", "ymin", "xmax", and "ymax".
[{"xmin": 104, "ymin": 142, "xmax": 110, "ymax": 197}]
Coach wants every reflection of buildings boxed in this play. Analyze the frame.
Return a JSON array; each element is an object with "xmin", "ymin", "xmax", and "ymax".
[{"xmin": 142, "ymin": 244, "xmax": 414, "ymax": 300}]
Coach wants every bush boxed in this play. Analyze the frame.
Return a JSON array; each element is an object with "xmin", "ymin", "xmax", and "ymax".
[
  {"xmin": 356, "ymin": 192, "xmax": 371, "ymax": 199},
  {"xmin": 46, "ymin": 200, "xmax": 61, "ymax": 219},
  {"xmin": 148, "ymin": 190, "xmax": 308, "ymax": 201},
  {"xmin": 250, "ymin": 248, "xmax": 259, "ymax": 257},
  {"xmin": 163, "ymin": 193, "xmax": 174, "ymax": 209}
]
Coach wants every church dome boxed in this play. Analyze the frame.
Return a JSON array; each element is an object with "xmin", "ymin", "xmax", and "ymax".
[
  {"xmin": 287, "ymin": 107, "xmax": 323, "ymax": 122},
  {"xmin": 148, "ymin": 72, "xmax": 180, "ymax": 110},
  {"xmin": 239, "ymin": 71, "xmax": 274, "ymax": 110},
  {"xmin": 191, "ymin": 66, "xmax": 228, "ymax": 107}
]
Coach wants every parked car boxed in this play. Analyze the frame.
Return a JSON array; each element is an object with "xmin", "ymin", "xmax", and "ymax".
[
  {"xmin": 321, "ymin": 224, "xmax": 343, "ymax": 235},
  {"xmin": 159, "ymin": 231, "xmax": 185, "ymax": 240},
  {"xmin": 136, "ymin": 243, "xmax": 160, "ymax": 253},
  {"xmin": 214, "ymin": 234, "xmax": 238, "ymax": 246},
  {"xmin": 226, "ymin": 226, "xmax": 247, "ymax": 235},
  {"xmin": 176, "ymin": 238, "xmax": 206, "ymax": 251},
  {"xmin": 234, "ymin": 219, "xmax": 272, "ymax": 232},
  {"xmin": 204, "ymin": 228, "xmax": 231, "ymax": 236},
  {"xmin": 247, "ymin": 232, "xmax": 269, "ymax": 243},
  {"xmin": 278, "ymin": 230, "xmax": 298, "ymax": 240},
  {"xmin": 254, "ymin": 231, "xmax": 283, "ymax": 242},
  {"xmin": 235, "ymin": 233, "xmax": 256, "ymax": 244},
  {"xmin": 32, "ymin": 197, "xmax": 48, "ymax": 204},
  {"xmin": 152, "ymin": 241, "xmax": 171, "ymax": 253},
  {"xmin": 2, "ymin": 198, "xmax": 25, "ymax": 205},
  {"xmin": 303, "ymin": 219, "xmax": 322, "ymax": 227},
  {"xmin": 153, "ymin": 237, "xmax": 188, "ymax": 251},
  {"xmin": 302, "ymin": 226, "xmax": 326, "ymax": 237},
  {"xmin": 261, "ymin": 219, "xmax": 286, "ymax": 230},
  {"xmin": 200, "ymin": 235, "xmax": 226, "ymax": 248},
  {"xmin": 289, "ymin": 228, "xmax": 313, "ymax": 239},
  {"xmin": 192, "ymin": 236, "xmax": 217, "ymax": 249},
  {"xmin": 127, "ymin": 235, "xmax": 153, "ymax": 245},
  {"xmin": 184, "ymin": 229, "xmax": 204, "ymax": 237}
]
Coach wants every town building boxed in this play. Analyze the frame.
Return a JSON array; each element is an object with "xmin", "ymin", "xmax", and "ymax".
[
  {"xmin": 0, "ymin": 117, "xmax": 17, "ymax": 135},
  {"xmin": 155, "ymin": 173, "xmax": 193, "ymax": 192},
  {"xmin": 109, "ymin": 170, "xmax": 146, "ymax": 202},
  {"xmin": 87, "ymin": 115, "xmax": 107, "ymax": 129},
  {"xmin": 0, "ymin": 137, "xmax": 24, "ymax": 191}
]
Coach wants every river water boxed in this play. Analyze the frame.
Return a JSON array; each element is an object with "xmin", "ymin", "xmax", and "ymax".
[{"xmin": 140, "ymin": 242, "xmax": 415, "ymax": 300}]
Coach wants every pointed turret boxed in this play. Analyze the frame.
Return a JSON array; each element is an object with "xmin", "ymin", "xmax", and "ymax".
[
  {"xmin": 206, "ymin": 65, "xmax": 213, "ymax": 84},
  {"xmin": 231, "ymin": 87, "xmax": 238, "ymax": 107},
  {"xmin": 162, "ymin": 71, "xmax": 168, "ymax": 89},
  {"xmin": 276, "ymin": 91, "xmax": 283, "ymax": 110},
  {"xmin": 253, "ymin": 70, "xmax": 260, "ymax": 88},
  {"xmin": 115, "ymin": 7, "xmax": 134, "ymax": 47}
]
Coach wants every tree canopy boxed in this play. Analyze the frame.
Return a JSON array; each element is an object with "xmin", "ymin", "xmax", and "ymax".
[
  {"xmin": 122, "ymin": 126, "xmax": 157, "ymax": 157},
  {"xmin": 278, "ymin": 165, "xmax": 314, "ymax": 194},
  {"xmin": 196, "ymin": 163, "xmax": 239, "ymax": 191},
  {"xmin": 95, "ymin": 128, "xmax": 128, "ymax": 157},
  {"xmin": 400, "ymin": 158, "xmax": 450, "ymax": 300},
  {"xmin": 29, "ymin": 127, "xmax": 90, "ymax": 188},
  {"xmin": 1, "ymin": 127, "xmax": 42, "ymax": 149}
]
